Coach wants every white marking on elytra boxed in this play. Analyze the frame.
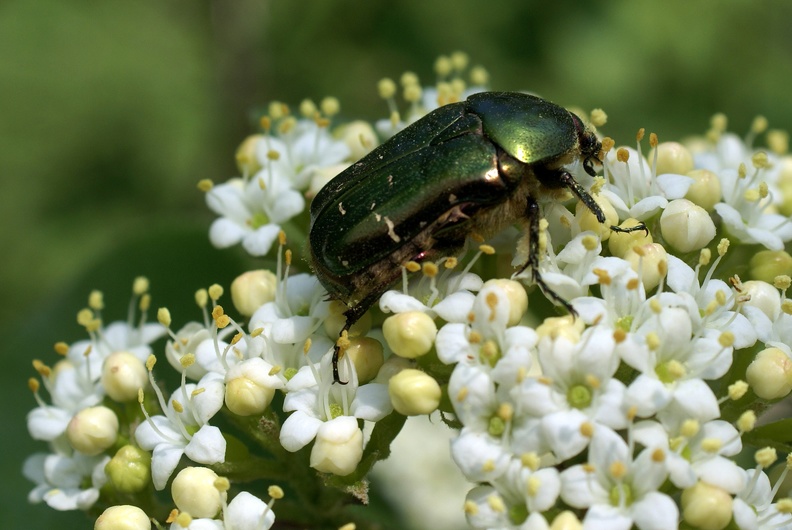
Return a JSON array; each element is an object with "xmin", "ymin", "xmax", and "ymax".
[
  {"xmin": 384, "ymin": 216, "xmax": 400, "ymax": 242},
  {"xmin": 338, "ymin": 202, "xmax": 346, "ymax": 215}
]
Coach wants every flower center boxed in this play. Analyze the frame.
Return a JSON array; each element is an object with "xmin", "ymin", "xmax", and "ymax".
[
  {"xmin": 250, "ymin": 211, "xmax": 270, "ymax": 229},
  {"xmin": 609, "ymin": 483, "xmax": 634, "ymax": 507},
  {"xmin": 567, "ymin": 383, "xmax": 593, "ymax": 409}
]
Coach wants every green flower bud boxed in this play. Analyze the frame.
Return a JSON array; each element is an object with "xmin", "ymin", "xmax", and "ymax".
[{"xmin": 105, "ymin": 445, "xmax": 152, "ymax": 493}]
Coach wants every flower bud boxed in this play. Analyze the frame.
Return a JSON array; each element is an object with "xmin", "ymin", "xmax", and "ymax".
[
  {"xmin": 685, "ymin": 169, "xmax": 722, "ymax": 211},
  {"xmin": 575, "ymin": 195, "xmax": 618, "ymax": 240},
  {"xmin": 344, "ymin": 336, "xmax": 384, "ymax": 383},
  {"xmin": 324, "ymin": 300, "xmax": 371, "ymax": 338},
  {"xmin": 307, "ymin": 163, "xmax": 350, "ymax": 198},
  {"xmin": 309, "ymin": 416, "xmax": 363, "ymax": 476},
  {"xmin": 105, "ymin": 445, "xmax": 152, "ymax": 493},
  {"xmin": 225, "ymin": 358, "xmax": 284, "ymax": 416},
  {"xmin": 536, "ymin": 315, "xmax": 584, "ymax": 343},
  {"xmin": 550, "ymin": 511, "xmax": 583, "ymax": 530},
  {"xmin": 681, "ymin": 481, "xmax": 733, "ymax": 530},
  {"xmin": 746, "ymin": 347, "xmax": 792, "ymax": 400},
  {"xmin": 95, "ymin": 505, "xmax": 150, "ymax": 530},
  {"xmin": 382, "ymin": 311, "xmax": 437, "ymax": 359},
  {"xmin": 235, "ymin": 134, "xmax": 264, "ymax": 176},
  {"xmin": 388, "ymin": 368, "xmax": 441, "ymax": 416},
  {"xmin": 102, "ymin": 351, "xmax": 148, "ymax": 402},
  {"xmin": 67, "ymin": 406, "xmax": 119, "ymax": 455},
  {"xmin": 607, "ymin": 218, "xmax": 653, "ymax": 258},
  {"xmin": 338, "ymin": 120, "xmax": 379, "ymax": 160},
  {"xmin": 482, "ymin": 279, "xmax": 528, "ymax": 326},
  {"xmin": 651, "ymin": 141, "xmax": 694, "ymax": 175},
  {"xmin": 171, "ymin": 467, "xmax": 223, "ymax": 518},
  {"xmin": 660, "ymin": 199, "xmax": 716, "ymax": 253},
  {"xmin": 624, "ymin": 243, "xmax": 668, "ymax": 292},
  {"xmin": 231, "ymin": 270, "xmax": 277, "ymax": 317},
  {"xmin": 741, "ymin": 280, "xmax": 781, "ymax": 320},
  {"xmin": 373, "ymin": 355, "xmax": 414, "ymax": 384},
  {"xmin": 749, "ymin": 250, "xmax": 792, "ymax": 284}
]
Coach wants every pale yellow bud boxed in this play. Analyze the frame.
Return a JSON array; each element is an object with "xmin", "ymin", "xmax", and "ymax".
[
  {"xmin": 536, "ymin": 315, "xmax": 584, "ymax": 343},
  {"xmin": 482, "ymin": 279, "xmax": 528, "ymax": 326},
  {"xmin": 681, "ymin": 481, "xmax": 733, "ymax": 530},
  {"xmin": 388, "ymin": 369, "xmax": 441, "ymax": 416},
  {"xmin": 741, "ymin": 280, "xmax": 781, "ymax": 320},
  {"xmin": 323, "ymin": 300, "xmax": 371, "ymax": 338},
  {"xmin": 660, "ymin": 199, "xmax": 716, "ymax": 253},
  {"xmin": 307, "ymin": 164, "xmax": 349, "ymax": 199},
  {"xmin": 746, "ymin": 347, "xmax": 792, "ymax": 400},
  {"xmin": 230, "ymin": 270, "xmax": 277, "ymax": 317},
  {"xmin": 235, "ymin": 134, "xmax": 264, "ymax": 176},
  {"xmin": 338, "ymin": 120, "xmax": 379, "ymax": 160},
  {"xmin": 95, "ymin": 505, "xmax": 151, "ymax": 530},
  {"xmin": 550, "ymin": 510, "xmax": 583, "ymax": 530},
  {"xmin": 102, "ymin": 351, "xmax": 148, "ymax": 402},
  {"xmin": 651, "ymin": 141, "xmax": 694, "ymax": 175},
  {"xmin": 750, "ymin": 250, "xmax": 792, "ymax": 284},
  {"xmin": 224, "ymin": 358, "xmax": 283, "ymax": 416},
  {"xmin": 309, "ymin": 416, "xmax": 363, "ymax": 476},
  {"xmin": 344, "ymin": 337, "xmax": 385, "ymax": 383},
  {"xmin": 172, "ymin": 467, "xmax": 222, "ymax": 518},
  {"xmin": 685, "ymin": 169, "xmax": 722, "ymax": 211},
  {"xmin": 382, "ymin": 311, "xmax": 437, "ymax": 358},
  {"xmin": 67, "ymin": 406, "xmax": 119, "ymax": 455},
  {"xmin": 624, "ymin": 243, "xmax": 668, "ymax": 292}
]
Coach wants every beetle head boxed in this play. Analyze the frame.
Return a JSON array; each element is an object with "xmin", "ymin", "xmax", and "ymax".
[{"xmin": 572, "ymin": 114, "xmax": 602, "ymax": 177}]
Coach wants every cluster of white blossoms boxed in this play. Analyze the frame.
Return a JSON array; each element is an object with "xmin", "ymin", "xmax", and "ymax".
[{"xmin": 24, "ymin": 52, "xmax": 792, "ymax": 529}]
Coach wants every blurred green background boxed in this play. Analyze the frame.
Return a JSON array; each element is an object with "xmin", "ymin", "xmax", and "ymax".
[{"xmin": 3, "ymin": 0, "xmax": 792, "ymax": 527}]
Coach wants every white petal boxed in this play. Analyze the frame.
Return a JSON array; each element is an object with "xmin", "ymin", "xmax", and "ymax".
[
  {"xmin": 150, "ymin": 443, "xmax": 185, "ymax": 490},
  {"xmin": 226, "ymin": 491, "xmax": 275, "ymax": 530},
  {"xmin": 656, "ymin": 173, "xmax": 693, "ymax": 199},
  {"xmin": 630, "ymin": 492, "xmax": 679, "ymax": 530},
  {"xmin": 450, "ymin": 429, "xmax": 509, "ymax": 482},
  {"xmin": 279, "ymin": 410, "xmax": 323, "ymax": 452},
  {"xmin": 694, "ymin": 457, "xmax": 746, "ymax": 494},
  {"xmin": 185, "ymin": 425, "xmax": 226, "ymax": 464},
  {"xmin": 379, "ymin": 291, "xmax": 427, "ymax": 313},
  {"xmin": 625, "ymin": 376, "xmax": 669, "ymax": 417},
  {"xmin": 27, "ymin": 407, "xmax": 71, "ymax": 441},
  {"xmin": 542, "ymin": 409, "xmax": 589, "ymax": 460},
  {"xmin": 242, "ymin": 225, "xmax": 281, "ymax": 256},
  {"xmin": 135, "ymin": 416, "xmax": 183, "ymax": 449},
  {"xmin": 433, "ymin": 291, "xmax": 476, "ymax": 322},
  {"xmin": 209, "ymin": 217, "xmax": 247, "ymax": 248},
  {"xmin": 350, "ymin": 383, "xmax": 392, "ymax": 421},
  {"xmin": 583, "ymin": 504, "xmax": 633, "ymax": 530},
  {"xmin": 560, "ymin": 465, "xmax": 606, "ymax": 508},
  {"xmin": 435, "ymin": 323, "xmax": 472, "ymax": 364}
]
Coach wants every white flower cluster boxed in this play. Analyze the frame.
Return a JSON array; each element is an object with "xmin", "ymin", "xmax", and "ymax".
[{"xmin": 24, "ymin": 54, "xmax": 792, "ymax": 529}]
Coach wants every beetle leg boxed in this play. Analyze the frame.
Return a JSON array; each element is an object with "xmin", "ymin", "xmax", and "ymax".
[
  {"xmin": 517, "ymin": 197, "xmax": 577, "ymax": 316},
  {"xmin": 556, "ymin": 171, "xmax": 648, "ymax": 235}
]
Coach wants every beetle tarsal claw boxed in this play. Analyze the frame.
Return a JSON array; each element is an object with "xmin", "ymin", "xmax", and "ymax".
[{"xmin": 609, "ymin": 222, "xmax": 649, "ymax": 236}]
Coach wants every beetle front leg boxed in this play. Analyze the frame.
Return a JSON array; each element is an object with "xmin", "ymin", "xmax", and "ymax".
[
  {"xmin": 556, "ymin": 171, "xmax": 647, "ymax": 236},
  {"xmin": 517, "ymin": 197, "xmax": 577, "ymax": 316}
]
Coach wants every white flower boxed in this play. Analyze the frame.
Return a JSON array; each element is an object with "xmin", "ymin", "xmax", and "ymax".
[
  {"xmin": 561, "ymin": 427, "xmax": 678, "ymax": 530},
  {"xmin": 279, "ymin": 350, "xmax": 391, "ymax": 474},
  {"xmin": 23, "ymin": 452, "xmax": 109, "ymax": 511},
  {"xmin": 68, "ymin": 319, "xmax": 165, "ymax": 384},
  {"xmin": 602, "ymin": 146, "xmax": 692, "ymax": 220},
  {"xmin": 224, "ymin": 491, "xmax": 276, "ymax": 530},
  {"xmin": 733, "ymin": 468, "xmax": 792, "ymax": 530},
  {"xmin": 207, "ymin": 175, "xmax": 304, "ymax": 256},
  {"xmin": 135, "ymin": 373, "xmax": 226, "ymax": 490},
  {"xmin": 379, "ymin": 268, "xmax": 483, "ymax": 323},
  {"xmin": 618, "ymin": 299, "xmax": 728, "ymax": 422},
  {"xmin": 513, "ymin": 326, "xmax": 627, "ymax": 461},
  {"xmin": 633, "ymin": 419, "xmax": 744, "ymax": 491},
  {"xmin": 254, "ymin": 120, "xmax": 350, "ymax": 189}
]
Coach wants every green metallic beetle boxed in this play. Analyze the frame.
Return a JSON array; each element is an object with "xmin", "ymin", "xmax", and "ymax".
[{"xmin": 309, "ymin": 91, "xmax": 630, "ymax": 383}]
